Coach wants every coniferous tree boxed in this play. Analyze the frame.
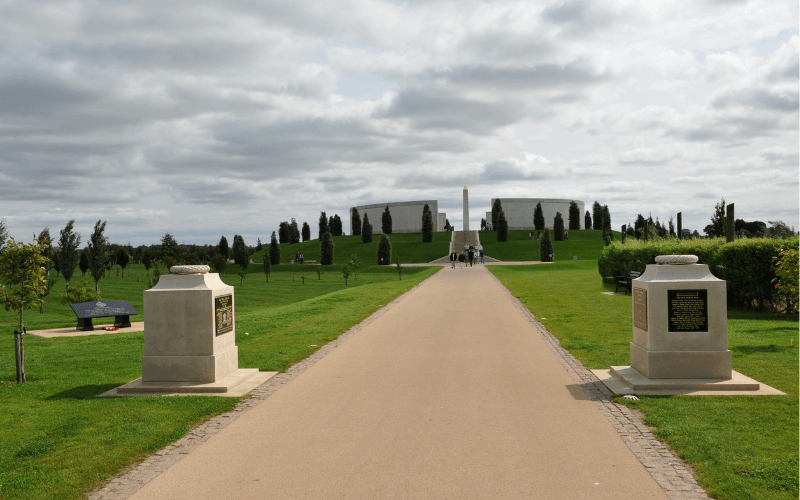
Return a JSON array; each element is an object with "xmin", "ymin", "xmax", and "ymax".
[
  {"xmin": 290, "ymin": 219, "xmax": 300, "ymax": 244},
  {"xmin": 278, "ymin": 222, "xmax": 290, "ymax": 244},
  {"xmin": 232, "ymin": 235, "xmax": 246, "ymax": 261},
  {"xmin": 37, "ymin": 227, "xmax": 54, "ymax": 275},
  {"xmin": 269, "ymin": 231, "xmax": 281, "ymax": 265},
  {"xmin": 256, "ymin": 238, "xmax": 263, "ymax": 251},
  {"xmin": 540, "ymin": 229, "xmax": 554, "ymax": 262},
  {"xmin": 592, "ymin": 202, "xmax": 603, "ymax": 230},
  {"xmin": 329, "ymin": 216, "xmax": 334, "ymax": 235},
  {"xmin": 553, "ymin": 212, "xmax": 565, "ymax": 241},
  {"xmin": 584, "ymin": 211, "xmax": 592, "ymax": 231},
  {"xmin": 332, "ymin": 214, "xmax": 343, "ymax": 236},
  {"xmin": 497, "ymin": 211, "xmax": 509, "ymax": 242},
  {"xmin": 568, "ymin": 202, "xmax": 581, "ymax": 230},
  {"xmin": 668, "ymin": 216, "xmax": 676, "ymax": 238},
  {"xmin": 319, "ymin": 211, "xmax": 329, "ymax": 240},
  {"xmin": 362, "ymin": 213, "xmax": 373, "ymax": 243},
  {"xmin": 218, "ymin": 236, "xmax": 230, "ymax": 259},
  {"xmin": 351, "ymin": 208, "xmax": 362, "ymax": 236},
  {"xmin": 320, "ymin": 231, "xmax": 334, "ymax": 265},
  {"xmin": 421, "ymin": 204, "xmax": 433, "ymax": 243},
  {"xmin": 58, "ymin": 220, "xmax": 81, "ymax": 288},
  {"xmin": 382, "ymin": 206, "xmax": 393, "ymax": 234},
  {"xmin": 602, "ymin": 205, "xmax": 613, "ymax": 245},
  {"xmin": 533, "ymin": 202, "xmax": 545, "ymax": 231},
  {"xmin": 377, "ymin": 233, "xmax": 392, "ymax": 265},
  {"xmin": 491, "ymin": 199, "xmax": 503, "ymax": 231},
  {"xmin": 302, "ymin": 222, "xmax": 311, "ymax": 242},
  {"xmin": 634, "ymin": 214, "xmax": 645, "ymax": 239}
]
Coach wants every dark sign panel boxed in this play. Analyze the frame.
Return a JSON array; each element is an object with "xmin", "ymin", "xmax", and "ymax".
[
  {"xmin": 633, "ymin": 288, "xmax": 648, "ymax": 331},
  {"xmin": 215, "ymin": 294, "xmax": 234, "ymax": 336},
  {"xmin": 668, "ymin": 289, "xmax": 708, "ymax": 332},
  {"xmin": 70, "ymin": 300, "xmax": 138, "ymax": 319}
]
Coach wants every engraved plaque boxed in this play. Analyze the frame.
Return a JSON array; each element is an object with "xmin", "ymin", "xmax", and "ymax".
[
  {"xmin": 215, "ymin": 294, "xmax": 233, "ymax": 336},
  {"xmin": 633, "ymin": 288, "xmax": 647, "ymax": 331},
  {"xmin": 668, "ymin": 289, "xmax": 708, "ymax": 332}
]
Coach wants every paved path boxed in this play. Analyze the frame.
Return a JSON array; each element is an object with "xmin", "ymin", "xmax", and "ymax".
[{"xmin": 123, "ymin": 265, "xmax": 678, "ymax": 499}]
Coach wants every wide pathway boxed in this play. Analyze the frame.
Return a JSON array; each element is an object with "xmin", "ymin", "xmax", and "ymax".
[{"xmin": 130, "ymin": 265, "xmax": 669, "ymax": 499}]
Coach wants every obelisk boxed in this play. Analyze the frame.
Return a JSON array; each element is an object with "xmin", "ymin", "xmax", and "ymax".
[{"xmin": 462, "ymin": 185, "xmax": 469, "ymax": 231}]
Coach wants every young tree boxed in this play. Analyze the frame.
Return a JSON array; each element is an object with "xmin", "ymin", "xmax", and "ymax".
[
  {"xmin": 319, "ymin": 211, "xmax": 329, "ymax": 240},
  {"xmin": 377, "ymin": 233, "xmax": 392, "ymax": 265},
  {"xmin": 57, "ymin": 220, "xmax": 81, "ymax": 288},
  {"xmin": 332, "ymin": 214, "xmax": 343, "ymax": 236},
  {"xmin": 342, "ymin": 264, "xmax": 351, "ymax": 286},
  {"xmin": 218, "ymin": 236, "xmax": 230, "ymax": 259},
  {"xmin": 348, "ymin": 254, "xmax": 360, "ymax": 281},
  {"xmin": 584, "ymin": 211, "xmax": 592, "ymax": 231},
  {"xmin": 141, "ymin": 250, "xmax": 152, "ymax": 274},
  {"xmin": 88, "ymin": 220, "xmax": 108, "ymax": 293},
  {"xmin": 553, "ymin": 212, "xmax": 565, "ymax": 241},
  {"xmin": 497, "ymin": 211, "xmax": 509, "ymax": 242},
  {"xmin": 491, "ymin": 199, "xmax": 503, "ymax": 231},
  {"xmin": 592, "ymin": 201, "xmax": 603, "ymax": 230},
  {"xmin": 160, "ymin": 233, "xmax": 180, "ymax": 261},
  {"xmin": 602, "ymin": 205, "xmax": 613, "ymax": 246},
  {"xmin": 232, "ymin": 234, "xmax": 246, "ymax": 259},
  {"xmin": 0, "ymin": 218, "xmax": 7, "ymax": 252},
  {"xmin": 37, "ymin": 227, "xmax": 54, "ymax": 276},
  {"xmin": 533, "ymin": 202, "xmax": 545, "ymax": 231},
  {"xmin": 568, "ymin": 201, "xmax": 581, "ymax": 230},
  {"xmin": 540, "ymin": 229, "xmax": 554, "ymax": 262},
  {"xmin": 0, "ymin": 238, "xmax": 49, "ymax": 383},
  {"xmin": 395, "ymin": 255, "xmax": 402, "ymax": 281},
  {"xmin": 351, "ymin": 208, "xmax": 362, "ymax": 236},
  {"xmin": 210, "ymin": 253, "xmax": 227, "ymax": 274},
  {"xmin": 422, "ymin": 204, "xmax": 433, "ymax": 243},
  {"xmin": 234, "ymin": 244, "xmax": 249, "ymax": 286},
  {"xmin": 302, "ymin": 222, "xmax": 311, "ymax": 242},
  {"xmin": 320, "ymin": 231, "xmax": 334, "ymax": 265},
  {"xmin": 269, "ymin": 231, "xmax": 281, "ymax": 265},
  {"xmin": 262, "ymin": 250, "xmax": 271, "ymax": 282},
  {"xmin": 711, "ymin": 198, "xmax": 727, "ymax": 239},
  {"xmin": 382, "ymin": 206, "xmax": 393, "ymax": 234},
  {"xmin": 278, "ymin": 222, "xmax": 290, "ymax": 244},
  {"xmin": 290, "ymin": 219, "xmax": 300, "ymax": 244},
  {"xmin": 117, "ymin": 248, "xmax": 130, "ymax": 275},
  {"xmin": 362, "ymin": 213, "xmax": 373, "ymax": 243}
]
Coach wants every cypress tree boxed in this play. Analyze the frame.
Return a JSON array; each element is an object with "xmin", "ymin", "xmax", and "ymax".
[
  {"xmin": 584, "ymin": 211, "xmax": 592, "ymax": 231},
  {"xmin": 533, "ymin": 202, "xmax": 545, "ymax": 231},
  {"xmin": 491, "ymin": 199, "xmax": 502, "ymax": 231},
  {"xmin": 540, "ymin": 229, "xmax": 554, "ymax": 262},
  {"xmin": 602, "ymin": 205, "xmax": 613, "ymax": 245},
  {"xmin": 497, "ymin": 210, "xmax": 509, "ymax": 242},
  {"xmin": 351, "ymin": 208, "xmax": 362, "ymax": 236},
  {"xmin": 218, "ymin": 235, "xmax": 229, "ymax": 259},
  {"xmin": 319, "ymin": 212, "xmax": 329, "ymax": 240},
  {"xmin": 362, "ymin": 213, "xmax": 373, "ymax": 243},
  {"xmin": 290, "ymin": 219, "xmax": 300, "ymax": 244},
  {"xmin": 422, "ymin": 205, "xmax": 433, "ymax": 243},
  {"xmin": 568, "ymin": 201, "xmax": 580, "ymax": 230},
  {"xmin": 382, "ymin": 206, "xmax": 393, "ymax": 234},
  {"xmin": 553, "ymin": 212, "xmax": 565, "ymax": 241},
  {"xmin": 302, "ymin": 222, "xmax": 311, "ymax": 242},
  {"xmin": 377, "ymin": 233, "xmax": 391, "ymax": 265},
  {"xmin": 332, "ymin": 214, "xmax": 343, "ymax": 236},
  {"xmin": 592, "ymin": 201, "xmax": 603, "ymax": 230},
  {"xmin": 269, "ymin": 231, "xmax": 281, "ymax": 265},
  {"xmin": 278, "ymin": 222, "xmax": 289, "ymax": 244},
  {"xmin": 256, "ymin": 238, "xmax": 263, "ymax": 251},
  {"xmin": 320, "ymin": 231, "xmax": 334, "ymax": 265}
]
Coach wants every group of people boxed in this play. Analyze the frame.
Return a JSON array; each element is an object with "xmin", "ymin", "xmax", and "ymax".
[
  {"xmin": 294, "ymin": 252, "xmax": 305, "ymax": 264},
  {"xmin": 449, "ymin": 244, "xmax": 484, "ymax": 268}
]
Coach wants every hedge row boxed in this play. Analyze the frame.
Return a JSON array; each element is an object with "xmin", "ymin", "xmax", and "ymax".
[{"xmin": 598, "ymin": 237, "xmax": 799, "ymax": 312}]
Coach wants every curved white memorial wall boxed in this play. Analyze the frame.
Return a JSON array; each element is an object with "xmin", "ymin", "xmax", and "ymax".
[{"xmin": 350, "ymin": 200, "xmax": 445, "ymax": 234}]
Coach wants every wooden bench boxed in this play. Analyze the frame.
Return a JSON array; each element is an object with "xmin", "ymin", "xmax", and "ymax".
[
  {"xmin": 614, "ymin": 271, "xmax": 641, "ymax": 295},
  {"xmin": 69, "ymin": 300, "xmax": 138, "ymax": 331}
]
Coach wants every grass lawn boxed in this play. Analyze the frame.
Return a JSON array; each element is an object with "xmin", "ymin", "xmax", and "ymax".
[
  {"xmin": 490, "ymin": 261, "xmax": 799, "ymax": 500},
  {"xmin": 0, "ymin": 265, "xmax": 439, "ymax": 500},
  {"xmin": 480, "ymin": 229, "xmax": 620, "ymax": 262}
]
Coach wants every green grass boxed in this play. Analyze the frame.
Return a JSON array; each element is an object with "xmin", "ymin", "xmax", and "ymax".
[
  {"xmin": 490, "ymin": 261, "xmax": 799, "ymax": 500},
  {"xmin": 0, "ymin": 265, "xmax": 439, "ymax": 499},
  {"xmin": 480, "ymin": 229, "xmax": 619, "ymax": 262}
]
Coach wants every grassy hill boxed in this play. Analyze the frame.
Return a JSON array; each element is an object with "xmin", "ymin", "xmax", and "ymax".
[{"xmin": 480, "ymin": 229, "xmax": 620, "ymax": 262}]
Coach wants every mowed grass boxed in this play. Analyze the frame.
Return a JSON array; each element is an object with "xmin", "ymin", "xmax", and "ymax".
[
  {"xmin": 0, "ymin": 265, "xmax": 439, "ymax": 500},
  {"xmin": 480, "ymin": 229, "xmax": 620, "ymax": 262},
  {"xmin": 491, "ymin": 261, "xmax": 799, "ymax": 500}
]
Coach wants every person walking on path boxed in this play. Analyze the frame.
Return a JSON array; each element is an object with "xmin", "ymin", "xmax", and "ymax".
[
  {"xmin": 468, "ymin": 248, "xmax": 475, "ymax": 267},
  {"xmin": 449, "ymin": 250, "xmax": 457, "ymax": 269},
  {"xmin": 458, "ymin": 251, "xmax": 465, "ymax": 268},
  {"xmin": 478, "ymin": 244, "xmax": 484, "ymax": 264}
]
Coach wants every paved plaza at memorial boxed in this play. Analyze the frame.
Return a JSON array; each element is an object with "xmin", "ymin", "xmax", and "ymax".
[{"xmin": 95, "ymin": 266, "xmax": 710, "ymax": 500}]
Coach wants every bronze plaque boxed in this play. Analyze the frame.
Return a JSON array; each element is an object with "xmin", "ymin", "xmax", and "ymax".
[
  {"xmin": 668, "ymin": 289, "xmax": 708, "ymax": 332},
  {"xmin": 215, "ymin": 294, "xmax": 234, "ymax": 336},
  {"xmin": 633, "ymin": 288, "xmax": 647, "ymax": 331}
]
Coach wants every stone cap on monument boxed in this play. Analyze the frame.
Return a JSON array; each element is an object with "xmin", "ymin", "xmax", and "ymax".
[
  {"xmin": 149, "ymin": 266, "xmax": 229, "ymax": 290},
  {"xmin": 637, "ymin": 255, "xmax": 721, "ymax": 282}
]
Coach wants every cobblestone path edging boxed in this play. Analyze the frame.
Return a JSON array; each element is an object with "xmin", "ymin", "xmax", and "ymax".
[
  {"xmin": 490, "ymin": 271, "xmax": 711, "ymax": 500},
  {"xmin": 89, "ymin": 271, "xmax": 441, "ymax": 500}
]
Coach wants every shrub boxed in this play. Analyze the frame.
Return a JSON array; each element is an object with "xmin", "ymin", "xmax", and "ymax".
[
  {"xmin": 497, "ymin": 211, "xmax": 508, "ymax": 242},
  {"xmin": 540, "ymin": 229, "xmax": 554, "ymax": 262},
  {"xmin": 553, "ymin": 212, "xmax": 565, "ymax": 241},
  {"xmin": 773, "ymin": 246, "xmax": 799, "ymax": 312},
  {"xmin": 320, "ymin": 231, "xmax": 334, "ymax": 265},
  {"xmin": 60, "ymin": 276, "xmax": 100, "ymax": 305},
  {"xmin": 362, "ymin": 214, "xmax": 373, "ymax": 243},
  {"xmin": 377, "ymin": 233, "xmax": 391, "ymax": 265}
]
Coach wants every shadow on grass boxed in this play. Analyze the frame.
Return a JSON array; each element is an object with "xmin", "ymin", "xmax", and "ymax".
[{"xmin": 46, "ymin": 383, "xmax": 120, "ymax": 400}]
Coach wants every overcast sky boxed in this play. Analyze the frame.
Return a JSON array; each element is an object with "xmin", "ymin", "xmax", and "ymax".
[{"xmin": 1, "ymin": 0, "xmax": 797, "ymax": 247}]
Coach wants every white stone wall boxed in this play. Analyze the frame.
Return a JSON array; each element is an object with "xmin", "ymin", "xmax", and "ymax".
[
  {"xmin": 490, "ymin": 198, "xmax": 586, "ymax": 230},
  {"xmin": 350, "ymin": 200, "xmax": 441, "ymax": 234},
  {"xmin": 437, "ymin": 213, "xmax": 446, "ymax": 232}
]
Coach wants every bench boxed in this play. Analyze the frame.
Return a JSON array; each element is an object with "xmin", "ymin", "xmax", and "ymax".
[
  {"xmin": 614, "ymin": 271, "xmax": 641, "ymax": 295},
  {"xmin": 69, "ymin": 300, "xmax": 138, "ymax": 331}
]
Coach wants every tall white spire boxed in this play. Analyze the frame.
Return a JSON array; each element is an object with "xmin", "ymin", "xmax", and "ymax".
[{"xmin": 462, "ymin": 185, "xmax": 469, "ymax": 231}]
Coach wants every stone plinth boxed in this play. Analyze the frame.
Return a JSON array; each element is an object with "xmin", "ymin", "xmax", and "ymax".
[
  {"xmin": 142, "ymin": 271, "xmax": 238, "ymax": 383},
  {"xmin": 630, "ymin": 257, "xmax": 731, "ymax": 379}
]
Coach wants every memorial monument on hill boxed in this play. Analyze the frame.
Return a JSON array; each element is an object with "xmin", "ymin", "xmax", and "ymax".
[{"xmin": 463, "ymin": 185, "xmax": 469, "ymax": 231}]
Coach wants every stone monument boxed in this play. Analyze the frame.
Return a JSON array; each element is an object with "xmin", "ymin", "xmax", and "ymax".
[
  {"xmin": 462, "ymin": 185, "xmax": 469, "ymax": 232},
  {"xmin": 110, "ymin": 265, "xmax": 275, "ymax": 396},
  {"xmin": 593, "ymin": 255, "xmax": 781, "ymax": 395}
]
